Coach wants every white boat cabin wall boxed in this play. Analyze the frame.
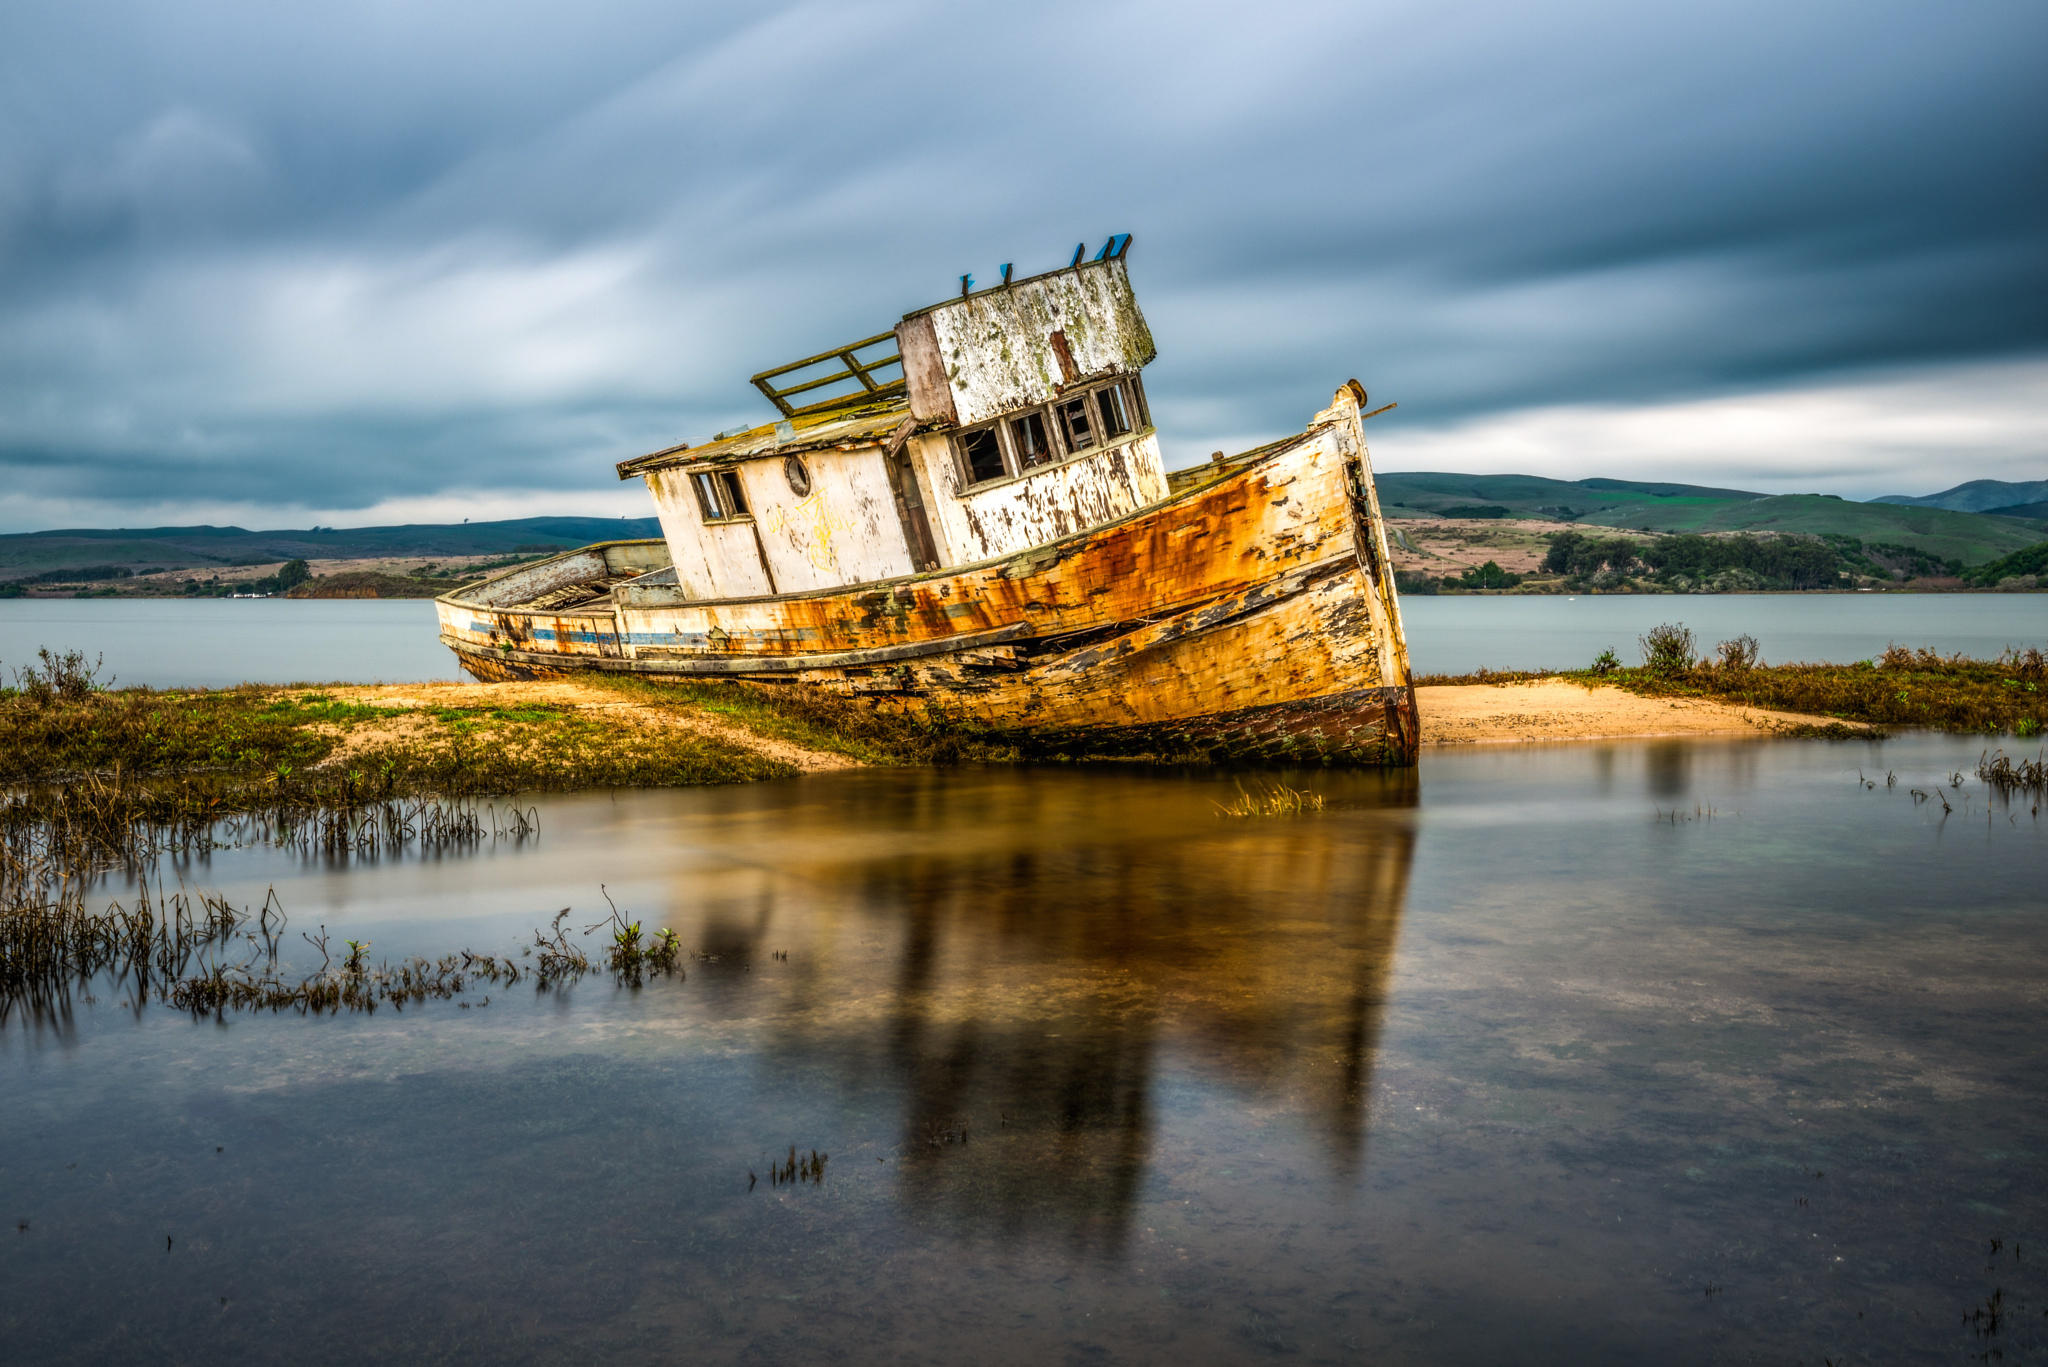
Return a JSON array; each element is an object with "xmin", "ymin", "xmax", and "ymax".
[{"xmin": 615, "ymin": 240, "xmax": 1169, "ymax": 602}]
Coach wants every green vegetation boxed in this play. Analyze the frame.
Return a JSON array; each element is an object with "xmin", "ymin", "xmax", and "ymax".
[
  {"xmin": 1416, "ymin": 628, "xmax": 2047, "ymax": 734},
  {"xmin": 23, "ymin": 564, "xmax": 142, "ymax": 584},
  {"xmin": 1588, "ymin": 627, "xmax": 2047, "ymax": 734},
  {"xmin": 1378, "ymin": 471, "xmax": 1763, "ymax": 524},
  {"xmin": 0, "ymin": 678, "xmax": 747, "ymax": 799},
  {"xmin": 595, "ymin": 674, "xmax": 1013, "ymax": 769},
  {"xmin": 1542, "ymin": 532, "xmax": 1644, "ymax": 579},
  {"xmin": 1396, "ymin": 560, "xmax": 1522, "ymax": 593},
  {"xmin": 0, "ymin": 515, "xmax": 659, "ymax": 581},
  {"xmin": 1962, "ymin": 541, "xmax": 2048, "ymax": 588},
  {"xmin": 284, "ymin": 570, "xmax": 451, "ymax": 599},
  {"xmin": 0, "ymin": 819, "xmax": 691, "ymax": 1020},
  {"xmin": 1455, "ymin": 560, "xmax": 1521, "ymax": 589},
  {"xmin": 1378, "ymin": 472, "xmax": 2040, "ymax": 567},
  {"xmin": 0, "ymin": 653, "xmax": 1009, "ymax": 824},
  {"xmin": 1637, "ymin": 622, "xmax": 1697, "ymax": 676},
  {"xmin": 1639, "ymin": 534, "xmax": 1842, "ymax": 589},
  {"xmin": 1531, "ymin": 529, "xmax": 1973, "ymax": 592},
  {"xmin": 1613, "ymin": 494, "xmax": 2037, "ymax": 566}
]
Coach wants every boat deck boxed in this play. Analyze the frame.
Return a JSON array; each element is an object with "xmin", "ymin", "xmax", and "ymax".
[{"xmin": 520, "ymin": 572, "xmax": 646, "ymax": 611}]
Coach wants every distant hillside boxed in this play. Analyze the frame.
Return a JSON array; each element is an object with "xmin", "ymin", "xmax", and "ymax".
[
  {"xmin": 1872, "ymin": 478, "xmax": 2048, "ymax": 513},
  {"xmin": 1376, "ymin": 473, "xmax": 2040, "ymax": 565},
  {"xmin": 0, "ymin": 516, "xmax": 662, "ymax": 580},
  {"xmin": 1984, "ymin": 501, "xmax": 2048, "ymax": 523},
  {"xmin": 1375, "ymin": 472, "xmax": 1765, "ymax": 524}
]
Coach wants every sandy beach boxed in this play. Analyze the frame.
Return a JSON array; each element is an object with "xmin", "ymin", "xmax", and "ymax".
[{"xmin": 1417, "ymin": 677, "xmax": 1864, "ymax": 745}]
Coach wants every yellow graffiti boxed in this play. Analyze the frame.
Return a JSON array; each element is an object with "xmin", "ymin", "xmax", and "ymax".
[{"xmin": 763, "ymin": 491, "xmax": 851, "ymax": 574}]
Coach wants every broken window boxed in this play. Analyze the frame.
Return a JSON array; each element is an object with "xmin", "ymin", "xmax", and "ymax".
[
  {"xmin": 1057, "ymin": 396, "xmax": 1096, "ymax": 452},
  {"xmin": 951, "ymin": 376, "xmax": 1153, "ymax": 496},
  {"xmin": 1010, "ymin": 411, "xmax": 1055, "ymax": 468},
  {"xmin": 958, "ymin": 426, "xmax": 1007, "ymax": 485},
  {"xmin": 692, "ymin": 469, "xmax": 751, "ymax": 522},
  {"xmin": 1095, "ymin": 382, "xmax": 1131, "ymax": 440}
]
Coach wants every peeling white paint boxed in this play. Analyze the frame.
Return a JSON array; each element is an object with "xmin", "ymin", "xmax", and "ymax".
[
  {"xmin": 900, "ymin": 259, "xmax": 1155, "ymax": 428},
  {"xmin": 644, "ymin": 445, "xmax": 913, "ymax": 598},
  {"xmin": 910, "ymin": 432, "xmax": 1171, "ymax": 563}
]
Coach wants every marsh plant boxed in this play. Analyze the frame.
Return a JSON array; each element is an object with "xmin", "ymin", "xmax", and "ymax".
[
  {"xmin": 1570, "ymin": 635, "xmax": 2048, "ymax": 738},
  {"xmin": 1, "ymin": 807, "xmax": 677, "ymax": 1022},
  {"xmin": 1978, "ymin": 749, "xmax": 2047, "ymax": 797},
  {"xmin": 591, "ymin": 886, "xmax": 686, "ymax": 980},
  {"xmin": 1638, "ymin": 622, "xmax": 1697, "ymax": 676},
  {"xmin": 1713, "ymin": 634, "xmax": 1762, "ymax": 671},
  {"xmin": 8, "ymin": 648, "xmax": 110, "ymax": 704},
  {"xmin": 1215, "ymin": 780, "xmax": 1326, "ymax": 819}
]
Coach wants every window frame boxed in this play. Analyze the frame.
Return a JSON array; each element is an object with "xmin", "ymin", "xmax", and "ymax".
[
  {"xmin": 950, "ymin": 375, "xmax": 1156, "ymax": 493},
  {"xmin": 690, "ymin": 468, "xmax": 753, "ymax": 524},
  {"xmin": 1093, "ymin": 379, "xmax": 1133, "ymax": 441},
  {"xmin": 1009, "ymin": 409, "xmax": 1057, "ymax": 470},
  {"xmin": 1123, "ymin": 373, "xmax": 1151, "ymax": 430},
  {"xmin": 1055, "ymin": 394, "xmax": 1098, "ymax": 454},
  {"xmin": 955, "ymin": 423, "xmax": 1010, "ymax": 486}
]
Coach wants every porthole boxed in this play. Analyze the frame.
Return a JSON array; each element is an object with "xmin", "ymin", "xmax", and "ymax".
[{"xmin": 784, "ymin": 456, "xmax": 813, "ymax": 497}]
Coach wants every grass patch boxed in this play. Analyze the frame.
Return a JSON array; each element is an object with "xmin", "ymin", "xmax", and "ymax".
[
  {"xmin": 0, "ymin": 685, "xmax": 342, "ymax": 780},
  {"xmin": 262, "ymin": 692, "xmax": 393, "ymax": 725},
  {"xmin": 0, "ymin": 666, "xmax": 1010, "ymax": 808},
  {"xmin": 1601, "ymin": 644, "xmax": 2045, "ymax": 734},
  {"xmin": 0, "ymin": 680, "xmax": 792, "ymax": 818},
  {"xmin": 420, "ymin": 702, "xmax": 575, "ymax": 731},
  {"xmin": 1411, "ymin": 668, "xmax": 1555, "ymax": 687},
  {"xmin": 579, "ymin": 674, "xmax": 1018, "ymax": 767}
]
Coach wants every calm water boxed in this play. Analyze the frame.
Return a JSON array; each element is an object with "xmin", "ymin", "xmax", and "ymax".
[
  {"xmin": 1, "ymin": 594, "xmax": 2042, "ymax": 688},
  {"xmin": 0, "ymin": 599, "xmax": 461, "ymax": 688},
  {"xmin": 4, "ymin": 737, "xmax": 2043, "ymax": 1363},
  {"xmin": 1402, "ymin": 593, "xmax": 2048, "ymax": 675}
]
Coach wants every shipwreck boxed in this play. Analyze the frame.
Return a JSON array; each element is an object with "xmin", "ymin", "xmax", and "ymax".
[{"xmin": 436, "ymin": 237, "xmax": 1417, "ymax": 763}]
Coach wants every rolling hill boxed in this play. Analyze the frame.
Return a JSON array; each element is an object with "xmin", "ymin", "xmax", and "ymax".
[
  {"xmin": 0, "ymin": 517, "xmax": 664, "ymax": 580},
  {"xmin": 1375, "ymin": 473, "xmax": 2043, "ymax": 565},
  {"xmin": 1871, "ymin": 478, "xmax": 2048, "ymax": 513}
]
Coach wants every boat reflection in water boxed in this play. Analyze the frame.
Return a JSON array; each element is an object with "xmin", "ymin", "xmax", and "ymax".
[{"xmin": 658, "ymin": 767, "xmax": 1418, "ymax": 1253}]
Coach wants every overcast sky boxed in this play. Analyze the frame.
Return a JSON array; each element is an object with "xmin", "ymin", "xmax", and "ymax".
[{"xmin": 1, "ymin": 0, "xmax": 2041, "ymax": 531}]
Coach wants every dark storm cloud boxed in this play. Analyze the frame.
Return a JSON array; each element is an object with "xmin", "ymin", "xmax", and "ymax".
[{"xmin": 0, "ymin": 0, "xmax": 2041, "ymax": 527}]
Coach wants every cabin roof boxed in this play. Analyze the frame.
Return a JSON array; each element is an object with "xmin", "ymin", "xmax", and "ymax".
[
  {"xmin": 897, "ymin": 249, "xmax": 1131, "ymax": 323},
  {"xmin": 615, "ymin": 398, "xmax": 912, "ymax": 481},
  {"xmin": 616, "ymin": 237, "xmax": 1137, "ymax": 482}
]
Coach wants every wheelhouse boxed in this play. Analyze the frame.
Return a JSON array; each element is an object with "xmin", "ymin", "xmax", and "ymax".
[{"xmin": 614, "ymin": 237, "xmax": 1166, "ymax": 601}]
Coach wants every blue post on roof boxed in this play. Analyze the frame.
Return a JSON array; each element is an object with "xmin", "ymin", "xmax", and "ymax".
[
  {"xmin": 1000, "ymin": 263, "xmax": 1013, "ymax": 285},
  {"xmin": 959, "ymin": 273, "xmax": 973, "ymax": 297},
  {"xmin": 1069, "ymin": 242, "xmax": 1086, "ymax": 268},
  {"xmin": 1095, "ymin": 233, "xmax": 1132, "ymax": 261}
]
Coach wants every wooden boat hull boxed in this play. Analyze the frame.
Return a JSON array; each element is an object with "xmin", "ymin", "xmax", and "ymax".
[{"xmin": 438, "ymin": 386, "xmax": 1416, "ymax": 764}]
